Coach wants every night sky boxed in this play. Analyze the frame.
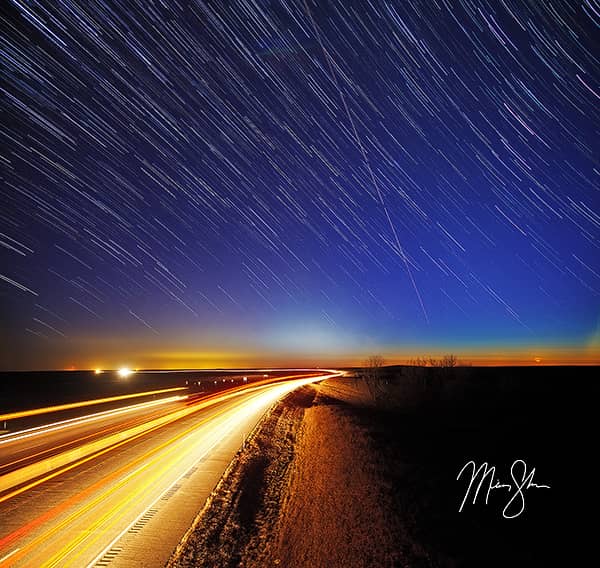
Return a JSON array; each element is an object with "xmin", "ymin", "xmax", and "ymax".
[{"xmin": 1, "ymin": 1, "xmax": 599, "ymax": 370}]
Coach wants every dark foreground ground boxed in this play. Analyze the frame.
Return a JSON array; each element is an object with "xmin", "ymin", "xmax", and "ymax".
[{"xmin": 170, "ymin": 366, "xmax": 598, "ymax": 567}]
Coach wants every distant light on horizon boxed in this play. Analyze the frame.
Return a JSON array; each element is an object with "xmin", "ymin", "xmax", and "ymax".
[
  {"xmin": 94, "ymin": 368, "xmax": 103, "ymax": 375},
  {"xmin": 118, "ymin": 368, "xmax": 133, "ymax": 378}
]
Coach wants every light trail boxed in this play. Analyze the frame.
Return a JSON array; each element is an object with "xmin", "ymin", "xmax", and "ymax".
[
  {"xmin": 79, "ymin": 377, "xmax": 329, "ymax": 568},
  {"xmin": 0, "ymin": 372, "xmax": 330, "ymax": 501},
  {"xmin": 0, "ymin": 395, "xmax": 186, "ymax": 446},
  {"xmin": 0, "ymin": 372, "xmax": 339, "ymax": 567},
  {"xmin": 84, "ymin": 434, "xmax": 224, "ymax": 568},
  {"xmin": 0, "ymin": 550, "xmax": 19, "ymax": 565},
  {"xmin": 0, "ymin": 396, "xmax": 188, "ymax": 476},
  {"xmin": 0, "ymin": 387, "xmax": 186, "ymax": 422},
  {"xmin": 9, "ymin": 398, "xmax": 243, "ymax": 566},
  {"xmin": 302, "ymin": 0, "xmax": 429, "ymax": 322},
  {"xmin": 0, "ymin": 389, "xmax": 259, "ymax": 552},
  {"xmin": 60, "ymin": 402, "xmax": 253, "ymax": 567}
]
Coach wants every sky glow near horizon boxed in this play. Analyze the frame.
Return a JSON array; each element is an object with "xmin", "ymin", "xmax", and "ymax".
[{"xmin": 1, "ymin": 0, "xmax": 599, "ymax": 369}]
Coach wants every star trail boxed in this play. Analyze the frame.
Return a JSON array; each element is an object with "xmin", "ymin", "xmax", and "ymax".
[{"xmin": 1, "ymin": 0, "xmax": 599, "ymax": 369}]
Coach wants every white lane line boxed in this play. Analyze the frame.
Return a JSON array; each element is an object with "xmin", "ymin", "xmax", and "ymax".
[
  {"xmin": 0, "ymin": 548, "xmax": 20, "ymax": 563},
  {"xmin": 85, "ymin": 418, "xmax": 232, "ymax": 568}
]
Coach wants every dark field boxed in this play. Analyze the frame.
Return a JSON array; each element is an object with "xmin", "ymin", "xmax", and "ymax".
[
  {"xmin": 171, "ymin": 365, "xmax": 598, "ymax": 567},
  {"xmin": 354, "ymin": 365, "xmax": 598, "ymax": 566}
]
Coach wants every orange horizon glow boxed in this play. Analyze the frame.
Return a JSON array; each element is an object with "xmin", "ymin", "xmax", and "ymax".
[
  {"xmin": 74, "ymin": 354, "xmax": 600, "ymax": 370},
  {"xmin": 4, "ymin": 325, "xmax": 597, "ymax": 371},
  {"xmin": 5, "ymin": 357, "xmax": 600, "ymax": 373},
  {"xmin": 91, "ymin": 344, "xmax": 598, "ymax": 369},
  {"xmin": 2, "ymin": 340, "xmax": 598, "ymax": 372}
]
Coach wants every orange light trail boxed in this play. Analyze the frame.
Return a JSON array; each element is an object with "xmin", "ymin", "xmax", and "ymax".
[
  {"xmin": 0, "ymin": 395, "xmax": 186, "ymax": 446},
  {"xmin": 0, "ymin": 387, "xmax": 261, "ymax": 553},
  {"xmin": 0, "ymin": 396, "xmax": 186, "ymax": 475},
  {"xmin": 4, "ymin": 398, "xmax": 243, "ymax": 566},
  {"xmin": 0, "ymin": 372, "xmax": 334, "ymax": 503},
  {"xmin": 0, "ymin": 387, "xmax": 186, "ymax": 422}
]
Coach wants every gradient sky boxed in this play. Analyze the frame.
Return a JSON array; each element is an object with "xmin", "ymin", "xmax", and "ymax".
[{"xmin": 1, "ymin": 0, "xmax": 599, "ymax": 370}]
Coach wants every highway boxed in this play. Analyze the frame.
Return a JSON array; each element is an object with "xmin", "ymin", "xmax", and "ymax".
[{"xmin": 0, "ymin": 370, "xmax": 338, "ymax": 567}]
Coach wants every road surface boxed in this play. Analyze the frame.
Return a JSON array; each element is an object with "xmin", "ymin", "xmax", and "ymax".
[{"xmin": 0, "ymin": 371, "xmax": 338, "ymax": 567}]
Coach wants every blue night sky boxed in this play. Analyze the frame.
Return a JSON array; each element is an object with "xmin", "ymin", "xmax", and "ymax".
[{"xmin": 1, "ymin": 0, "xmax": 599, "ymax": 369}]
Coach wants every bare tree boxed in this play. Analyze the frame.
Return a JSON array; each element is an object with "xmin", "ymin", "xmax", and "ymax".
[
  {"xmin": 362, "ymin": 355, "xmax": 385, "ymax": 403},
  {"xmin": 407, "ymin": 354, "xmax": 460, "ymax": 390},
  {"xmin": 363, "ymin": 354, "xmax": 385, "ymax": 381},
  {"xmin": 409, "ymin": 354, "xmax": 458, "ymax": 368},
  {"xmin": 441, "ymin": 354, "xmax": 457, "ymax": 368}
]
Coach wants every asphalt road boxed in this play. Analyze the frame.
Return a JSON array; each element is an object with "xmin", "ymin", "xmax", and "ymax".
[{"xmin": 0, "ymin": 371, "xmax": 338, "ymax": 567}]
